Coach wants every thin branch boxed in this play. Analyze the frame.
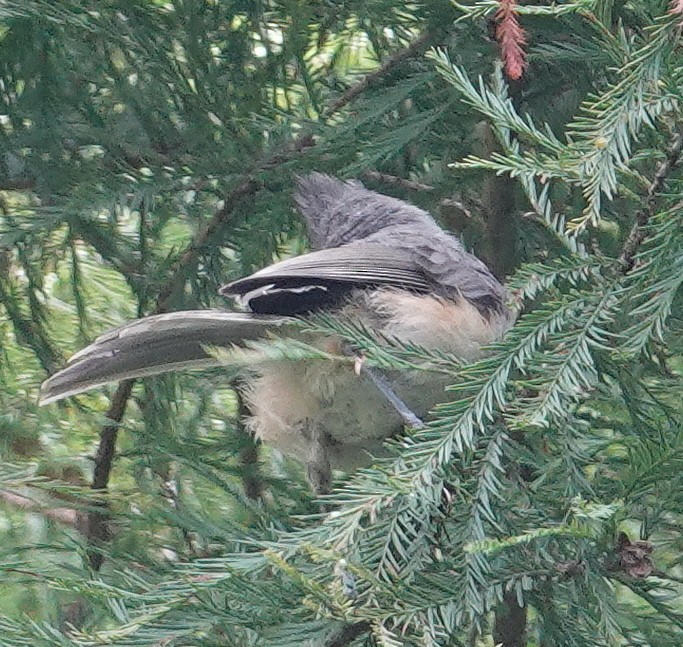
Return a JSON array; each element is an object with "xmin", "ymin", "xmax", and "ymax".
[
  {"xmin": 475, "ymin": 121, "xmax": 517, "ymax": 278},
  {"xmin": 362, "ymin": 169, "xmax": 436, "ymax": 193},
  {"xmin": 362, "ymin": 170, "xmax": 474, "ymax": 217},
  {"xmin": 91, "ymin": 380, "xmax": 134, "ymax": 490},
  {"xmin": 86, "ymin": 379, "xmax": 134, "ymax": 570},
  {"xmin": 620, "ymin": 127, "xmax": 683, "ymax": 272},
  {"xmin": 0, "ymin": 177, "xmax": 36, "ymax": 191},
  {"xmin": 154, "ymin": 177, "xmax": 261, "ymax": 310}
]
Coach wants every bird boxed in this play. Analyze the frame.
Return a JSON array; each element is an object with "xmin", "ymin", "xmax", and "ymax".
[{"xmin": 40, "ymin": 174, "xmax": 513, "ymax": 493}]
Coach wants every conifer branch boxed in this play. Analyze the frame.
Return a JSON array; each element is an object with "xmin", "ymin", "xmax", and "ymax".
[
  {"xmin": 362, "ymin": 170, "xmax": 474, "ymax": 217},
  {"xmin": 0, "ymin": 275, "xmax": 63, "ymax": 375},
  {"xmin": 620, "ymin": 127, "xmax": 683, "ymax": 272},
  {"xmin": 325, "ymin": 29, "xmax": 436, "ymax": 116}
]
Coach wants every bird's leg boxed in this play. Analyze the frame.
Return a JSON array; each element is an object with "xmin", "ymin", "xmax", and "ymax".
[
  {"xmin": 340, "ymin": 342, "xmax": 424, "ymax": 429},
  {"xmin": 358, "ymin": 364, "xmax": 425, "ymax": 430},
  {"xmin": 305, "ymin": 423, "xmax": 332, "ymax": 496}
]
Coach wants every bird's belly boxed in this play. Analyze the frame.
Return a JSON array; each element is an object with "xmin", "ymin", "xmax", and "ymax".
[
  {"xmin": 243, "ymin": 291, "xmax": 511, "ymax": 470},
  {"xmin": 244, "ymin": 360, "xmax": 449, "ymax": 469}
]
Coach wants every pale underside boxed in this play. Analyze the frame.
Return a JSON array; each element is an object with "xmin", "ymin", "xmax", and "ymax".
[{"xmin": 244, "ymin": 290, "xmax": 511, "ymax": 470}]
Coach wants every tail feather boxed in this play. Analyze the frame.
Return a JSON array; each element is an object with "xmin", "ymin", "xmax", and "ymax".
[{"xmin": 39, "ymin": 311, "xmax": 291, "ymax": 405}]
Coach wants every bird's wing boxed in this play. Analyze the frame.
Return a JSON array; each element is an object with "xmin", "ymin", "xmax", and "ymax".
[
  {"xmin": 221, "ymin": 244, "xmax": 431, "ymax": 314},
  {"xmin": 39, "ymin": 311, "xmax": 292, "ymax": 405}
]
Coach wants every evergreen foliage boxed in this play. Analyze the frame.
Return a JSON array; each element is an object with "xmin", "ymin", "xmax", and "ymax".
[{"xmin": 0, "ymin": 1, "xmax": 682, "ymax": 645}]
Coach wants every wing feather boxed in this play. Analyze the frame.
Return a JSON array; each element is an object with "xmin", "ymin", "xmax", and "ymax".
[
  {"xmin": 221, "ymin": 244, "xmax": 431, "ymax": 300},
  {"xmin": 39, "ymin": 311, "xmax": 291, "ymax": 404}
]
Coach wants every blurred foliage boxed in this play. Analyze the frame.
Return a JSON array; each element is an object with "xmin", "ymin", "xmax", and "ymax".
[{"xmin": 0, "ymin": 0, "xmax": 682, "ymax": 645}]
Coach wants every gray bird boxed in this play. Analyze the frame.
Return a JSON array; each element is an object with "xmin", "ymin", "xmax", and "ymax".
[{"xmin": 40, "ymin": 174, "xmax": 513, "ymax": 493}]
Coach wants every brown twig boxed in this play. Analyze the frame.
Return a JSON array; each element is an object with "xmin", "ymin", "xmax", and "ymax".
[
  {"xmin": 476, "ymin": 121, "xmax": 517, "ymax": 279},
  {"xmin": 619, "ymin": 128, "xmax": 683, "ymax": 273},
  {"xmin": 0, "ymin": 177, "xmax": 36, "ymax": 191},
  {"xmin": 91, "ymin": 380, "xmax": 134, "ymax": 490},
  {"xmin": 362, "ymin": 169, "xmax": 436, "ymax": 193},
  {"xmin": 86, "ymin": 379, "xmax": 134, "ymax": 570},
  {"xmin": 83, "ymin": 26, "xmax": 443, "ymax": 569},
  {"xmin": 362, "ymin": 170, "xmax": 475, "ymax": 219}
]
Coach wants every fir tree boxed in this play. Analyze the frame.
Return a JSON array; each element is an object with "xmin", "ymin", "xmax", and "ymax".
[{"xmin": 0, "ymin": 1, "xmax": 682, "ymax": 645}]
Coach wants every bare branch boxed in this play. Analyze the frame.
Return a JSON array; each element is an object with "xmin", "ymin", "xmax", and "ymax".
[
  {"xmin": 154, "ymin": 177, "xmax": 261, "ymax": 311},
  {"xmin": 86, "ymin": 379, "xmax": 134, "ymax": 570},
  {"xmin": 362, "ymin": 169, "xmax": 436, "ymax": 193}
]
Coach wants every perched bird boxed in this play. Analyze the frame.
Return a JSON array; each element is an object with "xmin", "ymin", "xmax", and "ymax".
[{"xmin": 40, "ymin": 174, "xmax": 513, "ymax": 492}]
